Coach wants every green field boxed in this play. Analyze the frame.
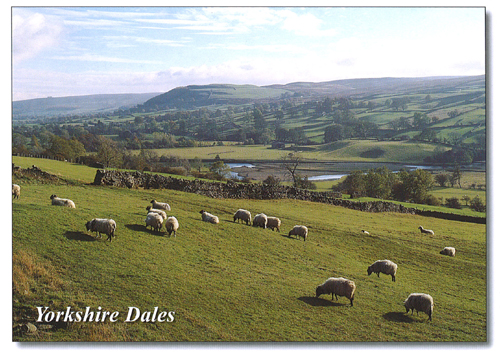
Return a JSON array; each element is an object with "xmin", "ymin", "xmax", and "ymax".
[{"xmin": 12, "ymin": 158, "xmax": 487, "ymax": 342}]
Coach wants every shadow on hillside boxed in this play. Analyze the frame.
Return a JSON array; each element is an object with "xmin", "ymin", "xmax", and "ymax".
[
  {"xmin": 298, "ymin": 296, "xmax": 344, "ymax": 307},
  {"xmin": 382, "ymin": 311, "xmax": 414, "ymax": 323},
  {"xmin": 64, "ymin": 231, "xmax": 97, "ymax": 242},
  {"xmin": 125, "ymin": 224, "xmax": 166, "ymax": 237}
]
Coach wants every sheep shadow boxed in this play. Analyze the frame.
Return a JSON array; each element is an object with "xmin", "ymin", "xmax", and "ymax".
[
  {"xmin": 280, "ymin": 234, "xmax": 303, "ymax": 241},
  {"xmin": 382, "ymin": 311, "xmax": 414, "ymax": 323},
  {"xmin": 298, "ymin": 296, "xmax": 344, "ymax": 307},
  {"xmin": 64, "ymin": 231, "xmax": 97, "ymax": 242},
  {"xmin": 124, "ymin": 224, "xmax": 168, "ymax": 237}
]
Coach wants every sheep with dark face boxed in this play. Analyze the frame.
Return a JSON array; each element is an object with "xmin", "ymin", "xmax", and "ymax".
[
  {"xmin": 146, "ymin": 206, "xmax": 167, "ymax": 220},
  {"xmin": 12, "ymin": 184, "xmax": 20, "ymax": 199},
  {"xmin": 418, "ymin": 226, "xmax": 434, "ymax": 235},
  {"xmin": 145, "ymin": 213, "xmax": 163, "ymax": 232},
  {"xmin": 233, "ymin": 209, "xmax": 251, "ymax": 225},
  {"xmin": 367, "ymin": 259, "xmax": 398, "ymax": 282},
  {"xmin": 267, "ymin": 217, "xmax": 281, "ymax": 232},
  {"xmin": 200, "ymin": 210, "xmax": 219, "ymax": 224},
  {"xmin": 403, "ymin": 293, "xmax": 434, "ymax": 321},
  {"xmin": 50, "ymin": 194, "xmax": 75, "ymax": 208},
  {"xmin": 165, "ymin": 216, "xmax": 179, "ymax": 237},
  {"xmin": 85, "ymin": 218, "xmax": 116, "ymax": 241},
  {"xmin": 151, "ymin": 199, "xmax": 171, "ymax": 211},
  {"xmin": 316, "ymin": 277, "xmax": 356, "ymax": 306},
  {"xmin": 253, "ymin": 213, "xmax": 268, "ymax": 229},
  {"xmin": 288, "ymin": 225, "xmax": 308, "ymax": 241}
]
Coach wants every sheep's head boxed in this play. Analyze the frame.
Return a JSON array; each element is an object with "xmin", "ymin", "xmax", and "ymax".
[
  {"xmin": 146, "ymin": 206, "xmax": 152, "ymax": 210},
  {"xmin": 85, "ymin": 220, "xmax": 93, "ymax": 232},
  {"xmin": 151, "ymin": 200, "xmax": 156, "ymax": 204},
  {"xmin": 315, "ymin": 285, "xmax": 324, "ymax": 298},
  {"xmin": 367, "ymin": 266, "xmax": 373, "ymax": 276},
  {"xmin": 199, "ymin": 210, "xmax": 205, "ymax": 214},
  {"xmin": 50, "ymin": 194, "xmax": 57, "ymax": 199}
]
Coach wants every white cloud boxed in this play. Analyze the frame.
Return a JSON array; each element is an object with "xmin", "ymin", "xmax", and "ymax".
[{"xmin": 12, "ymin": 11, "xmax": 63, "ymax": 63}]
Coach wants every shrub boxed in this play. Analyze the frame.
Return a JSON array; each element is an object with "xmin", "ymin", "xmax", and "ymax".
[
  {"xmin": 445, "ymin": 197, "xmax": 462, "ymax": 209},
  {"xmin": 262, "ymin": 175, "xmax": 281, "ymax": 187},
  {"xmin": 470, "ymin": 196, "xmax": 486, "ymax": 212},
  {"xmin": 425, "ymin": 194, "xmax": 441, "ymax": 206}
]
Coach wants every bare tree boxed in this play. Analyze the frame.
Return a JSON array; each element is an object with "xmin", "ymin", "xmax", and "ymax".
[{"xmin": 280, "ymin": 152, "xmax": 302, "ymax": 183}]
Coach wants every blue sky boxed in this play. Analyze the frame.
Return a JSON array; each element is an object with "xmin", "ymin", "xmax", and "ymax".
[{"xmin": 12, "ymin": 6, "xmax": 485, "ymax": 100}]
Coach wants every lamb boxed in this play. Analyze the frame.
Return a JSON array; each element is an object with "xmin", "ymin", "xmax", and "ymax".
[
  {"xmin": 150, "ymin": 199, "xmax": 171, "ymax": 211},
  {"xmin": 288, "ymin": 225, "xmax": 308, "ymax": 241},
  {"xmin": 252, "ymin": 213, "xmax": 268, "ymax": 229},
  {"xmin": 12, "ymin": 184, "xmax": 20, "ymax": 199},
  {"xmin": 315, "ymin": 277, "xmax": 356, "ymax": 306},
  {"xmin": 403, "ymin": 293, "xmax": 434, "ymax": 321},
  {"xmin": 440, "ymin": 247, "xmax": 456, "ymax": 257},
  {"xmin": 233, "ymin": 209, "xmax": 251, "ymax": 225},
  {"xmin": 418, "ymin": 226, "xmax": 434, "ymax": 235},
  {"xmin": 146, "ymin": 206, "xmax": 167, "ymax": 220},
  {"xmin": 145, "ymin": 212, "xmax": 163, "ymax": 232},
  {"xmin": 367, "ymin": 259, "xmax": 398, "ymax": 282},
  {"xmin": 200, "ymin": 210, "xmax": 219, "ymax": 224},
  {"xmin": 267, "ymin": 217, "xmax": 281, "ymax": 232},
  {"xmin": 85, "ymin": 218, "xmax": 116, "ymax": 241},
  {"xmin": 165, "ymin": 216, "xmax": 179, "ymax": 237},
  {"xmin": 50, "ymin": 194, "xmax": 76, "ymax": 208}
]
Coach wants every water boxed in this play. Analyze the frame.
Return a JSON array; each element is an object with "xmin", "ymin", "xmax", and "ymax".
[{"xmin": 308, "ymin": 174, "xmax": 347, "ymax": 181}]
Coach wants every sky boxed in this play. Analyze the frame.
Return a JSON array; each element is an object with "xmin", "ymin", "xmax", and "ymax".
[{"xmin": 11, "ymin": 6, "xmax": 486, "ymax": 101}]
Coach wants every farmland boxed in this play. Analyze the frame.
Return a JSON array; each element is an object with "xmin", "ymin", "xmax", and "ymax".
[{"xmin": 12, "ymin": 157, "xmax": 487, "ymax": 342}]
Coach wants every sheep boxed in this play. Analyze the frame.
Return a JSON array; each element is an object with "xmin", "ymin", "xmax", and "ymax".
[
  {"xmin": 50, "ymin": 194, "xmax": 76, "ymax": 208},
  {"xmin": 315, "ymin": 277, "xmax": 356, "ymax": 306},
  {"xmin": 252, "ymin": 213, "xmax": 268, "ymax": 229},
  {"xmin": 233, "ymin": 209, "xmax": 251, "ymax": 225},
  {"xmin": 85, "ymin": 218, "xmax": 116, "ymax": 241},
  {"xmin": 145, "ymin": 212, "xmax": 163, "ymax": 232},
  {"xmin": 288, "ymin": 225, "xmax": 308, "ymax": 241},
  {"xmin": 200, "ymin": 210, "xmax": 219, "ymax": 224},
  {"xmin": 367, "ymin": 259, "xmax": 398, "ymax": 282},
  {"xmin": 418, "ymin": 226, "xmax": 434, "ymax": 235},
  {"xmin": 165, "ymin": 216, "xmax": 179, "ymax": 237},
  {"xmin": 361, "ymin": 230, "xmax": 370, "ymax": 235},
  {"xmin": 150, "ymin": 199, "xmax": 171, "ymax": 211},
  {"xmin": 403, "ymin": 293, "xmax": 434, "ymax": 321},
  {"xmin": 267, "ymin": 217, "xmax": 281, "ymax": 232},
  {"xmin": 146, "ymin": 206, "xmax": 167, "ymax": 220},
  {"xmin": 12, "ymin": 184, "xmax": 20, "ymax": 199},
  {"xmin": 440, "ymin": 247, "xmax": 456, "ymax": 257}
]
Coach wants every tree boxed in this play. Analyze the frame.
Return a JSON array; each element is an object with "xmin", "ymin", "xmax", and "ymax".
[
  {"xmin": 395, "ymin": 169, "xmax": 434, "ymax": 203},
  {"xmin": 209, "ymin": 160, "xmax": 231, "ymax": 179},
  {"xmin": 253, "ymin": 108, "xmax": 266, "ymax": 130},
  {"xmin": 451, "ymin": 165, "xmax": 463, "ymax": 188},
  {"xmin": 324, "ymin": 124, "xmax": 345, "ymax": 143},
  {"xmin": 470, "ymin": 196, "xmax": 486, "ymax": 212},
  {"xmin": 280, "ymin": 152, "xmax": 302, "ymax": 183},
  {"xmin": 461, "ymin": 195, "xmax": 471, "ymax": 206},
  {"xmin": 191, "ymin": 157, "xmax": 204, "ymax": 173},
  {"xmin": 96, "ymin": 136, "xmax": 122, "ymax": 168},
  {"xmin": 434, "ymin": 173, "xmax": 449, "ymax": 187}
]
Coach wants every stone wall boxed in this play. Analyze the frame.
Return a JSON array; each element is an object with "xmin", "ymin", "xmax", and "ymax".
[{"xmin": 92, "ymin": 169, "xmax": 485, "ymax": 224}]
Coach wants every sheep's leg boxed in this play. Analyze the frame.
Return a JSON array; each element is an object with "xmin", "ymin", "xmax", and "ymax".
[{"xmin": 392, "ymin": 275, "xmax": 396, "ymax": 282}]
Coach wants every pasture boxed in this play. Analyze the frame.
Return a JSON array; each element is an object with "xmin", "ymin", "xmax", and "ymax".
[{"xmin": 12, "ymin": 159, "xmax": 487, "ymax": 342}]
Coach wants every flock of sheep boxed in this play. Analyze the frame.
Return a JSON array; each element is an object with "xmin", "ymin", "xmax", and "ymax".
[{"xmin": 13, "ymin": 182, "xmax": 458, "ymax": 322}]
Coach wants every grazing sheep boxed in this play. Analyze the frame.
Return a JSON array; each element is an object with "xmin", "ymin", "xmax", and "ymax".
[
  {"xmin": 146, "ymin": 206, "xmax": 167, "ymax": 220},
  {"xmin": 233, "ymin": 209, "xmax": 252, "ymax": 225},
  {"xmin": 315, "ymin": 277, "xmax": 356, "ymax": 306},
  {"xmin": 252, "ymin": 213, "xmax": 268, "ymax": 229},
  {"xmin": 367, "ymin": 259, "xmax": 398, "ymax": 282},
  {"xmin": 50, "ymin": 194, "xmax": 76, "ymax": 208},
  {"xmin": 165, "ymin": 216, "xmax": 179, "ymax": 237},
  {"xmin": 267, "ymin": 217, "xmax": 281, "ymax": 232},
  {"xmin": 440, "ymin": 247, "xmax": 456, "ymax": 257},
  {"xmin": 12, "ymin": 184, "xmax": 20, "ymax": 199},
  {"xmin": 288, "ymin": 225, "xmax": 308, "ymax": 241},
  {"xmin": 151, "ymin": 199, "xmax": 171, "ymax": 211},
  {"xmin": 200, "ymin": 210, "xmax": 219, "ymax": 224},
  {"xmin": 403, "ymin": 293, "xmax": 434, "ymax": 321},
  {"xmin": 361, "ymin": 230, "xmax": 369, "ymax": 235},
  {"xmin": 145, "ymin": 212, "xmax": 163, "ymax": 232},
  {"xmin": 85, "ymin": 218, "xmax": 116, "ymax": 241},
  {"xmin": 418, "ymin": 226, "xmax": 434, "ymax": 235}
]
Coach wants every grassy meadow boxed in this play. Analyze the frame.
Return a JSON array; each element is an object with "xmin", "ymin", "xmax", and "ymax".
[{"xmin": 11, "ymin": 157, "xmax": 487, "ymax": 342}]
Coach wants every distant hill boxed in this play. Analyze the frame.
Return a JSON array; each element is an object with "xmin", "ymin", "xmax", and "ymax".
[{"xmin": 12, "ymin": 92, "xmax": 160, "ymax": 120}]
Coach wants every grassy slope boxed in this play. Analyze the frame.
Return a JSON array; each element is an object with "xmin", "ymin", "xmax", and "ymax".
[{"xmin": 12, "ymin": 159, "xmax": 487, "ymax": 342}]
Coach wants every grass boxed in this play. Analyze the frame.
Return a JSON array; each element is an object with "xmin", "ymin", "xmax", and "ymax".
[{"xmin": 12, "ymin": 158, "xmax": 487, "ymax": 342}]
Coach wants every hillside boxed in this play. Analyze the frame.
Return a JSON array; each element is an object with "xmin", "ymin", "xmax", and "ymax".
[{"xmin": 12, "ymin": 158, "xmax": 487, "ymax": 342}]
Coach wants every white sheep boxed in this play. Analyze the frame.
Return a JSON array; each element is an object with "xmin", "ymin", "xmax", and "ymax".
[
  {"xmin": 361, "ymin": 230, "xmax": 370, "ymax": 235},
  {"xmin": 440, "ymin": 247, "xmax": 456, "ymax": 257},
  {"xmin": 233, "ymin": 209, "xmax": 251, "ymax": 225},
  {"xmin": 12, "ymin": 184, "xmax": 20, "ymax": 199},
  {"xmin": 165, "ymin": 216, "xmax": 179, "ymax": 237},
  {"xmin": 252, "ymin": 213, "xmax": 268, "ymax": 229},
  {"xmin": 85, "ymin": 218, "xmax": 116, "ymax": 241},
  {"xmin": 145, "ymin": 212, "xmax": 163, "ymax": 232},
  {"xmin": 50, "ymin": 194, "xmax": 76, "ymax": 208},
  {"xmin": 418, "ymin": 226, "xmax": 434, "ymax": 235},
  {"xmin": 267, "ymin": 217, "xmax": 281, "ymax": 232},
  {"xmin": 200, "ymin": 210, "xmax": 219, "ymax": 224},
  {"xmin": 146, "ymin": 206, "xmax": 167, "ymax": 220},
  {"xmin": 151, "ymin": 199, "xmax": 171, "ymax": 211},
  {"xmin": 367, "ymin": 259, "xmax": 398, "ymax": 282},
  {"xmin": 403, "ymin": 293, "xmax": 434, "ymax": 321},
  {"xmin": 315, "ymin": 277, "xmax": 356, "ymax": 306},
  {"xmin": 288, "ymin": 225, "xmax": 308, "ymax": 241}
]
